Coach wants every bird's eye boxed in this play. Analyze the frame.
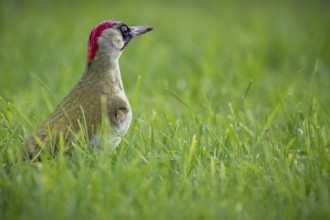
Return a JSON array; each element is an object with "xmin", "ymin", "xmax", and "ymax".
[{"xmin": 120, "ymin": 25, "xmax": 129, "ymax": 35}]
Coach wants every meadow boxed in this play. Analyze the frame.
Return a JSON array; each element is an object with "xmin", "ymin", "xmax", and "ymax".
[{"xmin": 1, "ymin": 0, "xmax": 330, "ymax": 219}]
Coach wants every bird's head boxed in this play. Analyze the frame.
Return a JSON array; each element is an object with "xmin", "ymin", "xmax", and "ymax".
[{"xmin": 87, "ymin": 20, "xmax": 153, "ymax": 64}]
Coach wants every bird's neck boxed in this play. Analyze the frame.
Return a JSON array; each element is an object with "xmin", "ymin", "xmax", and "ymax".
[{"xmin": 82, "ymin": 54, "xmax": 124, "ymax": 93}]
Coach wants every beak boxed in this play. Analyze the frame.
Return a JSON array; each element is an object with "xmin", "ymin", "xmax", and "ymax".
[
  {"xmin": 121, "ymin": 26, "xmax": 154, "ymax": 50},
  {"xmin": 129, "ymin": 26, "xmax": 154, "ymax": 38}
]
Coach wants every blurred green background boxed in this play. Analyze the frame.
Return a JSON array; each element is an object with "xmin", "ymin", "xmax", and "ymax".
[
  {"xmin": 1, "ymin": 0, "xmax": 329, "ymax": 122},
  {"xmin": 1, "ymin": 0, "xmax": 330, "ymax": 219}
]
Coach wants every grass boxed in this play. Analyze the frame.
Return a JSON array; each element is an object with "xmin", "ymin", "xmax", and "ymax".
[{"xmin": 1, "ymin": 0, "xmax": 330, "ymax": 219}]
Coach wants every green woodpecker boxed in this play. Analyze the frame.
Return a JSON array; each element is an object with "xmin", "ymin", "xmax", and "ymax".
[{"xmin": 24, "ymin": 20, "xmax": 153, "ymax": 159}]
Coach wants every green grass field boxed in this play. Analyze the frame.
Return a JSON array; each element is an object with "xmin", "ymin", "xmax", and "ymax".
[{"xmin": 1, "ymin": 0, "xmax": 330, "ymax": 219}]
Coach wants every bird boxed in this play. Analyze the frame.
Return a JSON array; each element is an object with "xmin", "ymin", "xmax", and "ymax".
[{"xmin": 23, "ymin": 20, "xmax": 153, "ymax": 159}]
